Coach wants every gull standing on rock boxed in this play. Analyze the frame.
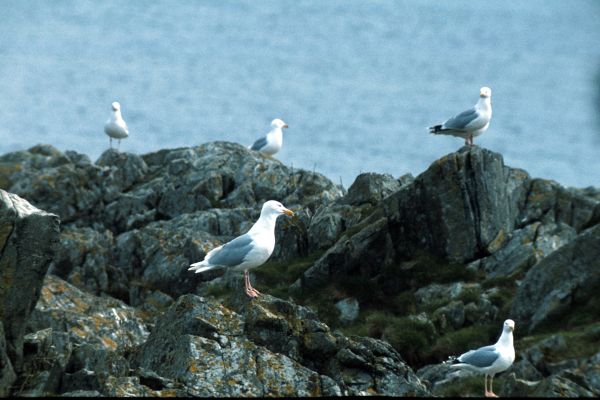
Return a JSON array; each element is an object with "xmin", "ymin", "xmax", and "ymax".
[
  {"xmin": 104, "ymin": 101, "xmax": 129, "ymax": 150},
  {"xmin": 429, "ymin": 87, "xmax": 492, "ymax": 146},
  {"xmin": 249, "ymin": 119, "xmax": 289, "ymax": 156},
  {"xmin": 449, "ymin": 319, "xmax": 515, "ymax": 397},
  {"xmin": 188, "ymin": 200, "xmax": 294, "ymax": 298}
]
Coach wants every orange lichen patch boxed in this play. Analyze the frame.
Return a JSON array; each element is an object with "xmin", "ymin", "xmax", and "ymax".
[
  {"xmin": 486, "ymin": 229, "xmax": 506, "ymax": 253},
  {"xmin": 71, "ymin": 326, "xmax": 87, "ymax": 338},
  {"xmin": 100, "ymin": 336, "xmax": 118, "ymax": 350},
  {"xmin": 157, "ymin": 389, "xmax": 178, "ymax": 397},
  {"xmin": 188, "ymin": 361, "xmax": 199, "ymax": 374},
  {"xmin": 40, "ymin": 286, "xmax": 54, "ymax": 303}
]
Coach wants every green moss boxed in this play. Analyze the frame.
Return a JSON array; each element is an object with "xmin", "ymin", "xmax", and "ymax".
[
  {"xmin": 253, "ymin": 251, "xmax": 325, "ymax": 298},
  {"xmin": 426, "ymin": 323, "xmax": 497, "ymax": 364},
  {"xmin": 517, "ymin": 322, "xmax": 600, "ymax": 363},
  {"xmin": 456, "ymin": 286, "xmax": 481, "ymax": 305}
]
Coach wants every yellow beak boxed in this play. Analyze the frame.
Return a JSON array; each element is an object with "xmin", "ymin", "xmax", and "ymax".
[{"xmin": 283, "ymin": 208, "xmax": 294, "ymax": 216}]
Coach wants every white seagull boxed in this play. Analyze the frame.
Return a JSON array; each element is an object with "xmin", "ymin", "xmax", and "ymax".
[
  {"xmin": 449, "ymin": 319, "xmax": 515, "ymax": 397},
  {"xmin": 249, "ymin": 118, "xmax": 289, "ymax": 156},
  {"xmin": 104, "ymin": 101, "xmax": 129, "ymax": 149},
  {"xmin": 429, "ymin": 86, "xmax": 492, "ymax": 146},
  {"xmin": 188, "ymin": 200, "xmax": 294, "ymax": 298}
]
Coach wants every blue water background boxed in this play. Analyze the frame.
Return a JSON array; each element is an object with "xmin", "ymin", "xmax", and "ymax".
[{"xmin": 1, "ymin": 1, "xmax": 599, "ymax": 188}]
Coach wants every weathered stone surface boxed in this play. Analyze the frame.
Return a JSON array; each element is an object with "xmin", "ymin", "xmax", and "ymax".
[
  {"xmin": 27, "ymin": 275, "xmax": 149, "ymax": 352},
  {"xmin": 296, "ymin": 216, "xmax": 394, "ymax": 291},
  {"xmin": 134, "ymin": 295, "xmax": 328, "ymax": 397},
  {"xmin": 342, "ymin": 172, "xmax": 408, "ymax": 206},
  {"xmin": 0, "ymin": 189, "xmax": 59, "ymax": 371},
  {"xmin": 382, "ymin": 146, "xmax": 530, "ymax": 263},
  {"xmin": 519, "ymin": 178, "xmax": 600, "ymax": 232},
  {"xmin": 335, "ymin": 297, "xmax": 360, "ymax": 324},
  {"xmin": 134, "ymin": 294, "xmax": 429, "ymax": 397},
  {"xmin": 3, "ymin": 141, "xmax": 600, "ymax": 397},
  {"xmin": 0, "ymin": 322, "xmax": 16, "ymax": 397},
  {"xmin": 95, "ymin": 149, "xmax": 148, "ymax": 193},
  {"xmin": 511, "ymin": 224, "xmax": 600, "ymax": 333},
  {"xmin": 48, "ymin": 226, "xmax": 119, "ymax": 297}
]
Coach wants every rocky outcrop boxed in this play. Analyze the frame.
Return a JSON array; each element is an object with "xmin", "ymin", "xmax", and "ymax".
[
  {"xmin": 16, "ymin": 275, "xmax": 429, "ymax": 396},
  {"xmin": 511, "ymin": 223, "xmax": 600, "ymax": 333},
  {"xmin": 2, "ymin": 140, "xmax": 599, "ymax": 397},
  {"xmin": 0, "ymin": 189, "xmax": 59, "ymax": 385}
]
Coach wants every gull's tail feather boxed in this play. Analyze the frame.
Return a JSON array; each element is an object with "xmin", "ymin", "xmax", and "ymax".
[
  {"xmin": 188, "ymin": 261, "xmax": 216, "ymax": 274},
  {"xmin": 429, "ymin": 124, "xmax": 445, "ymax": 134}
]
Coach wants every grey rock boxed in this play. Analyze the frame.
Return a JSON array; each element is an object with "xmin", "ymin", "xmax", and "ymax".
[
  {"xmin": 531, "ymin": 373, "xmax": 595, "ymax": 397},
  {"xmin": 382, "ymin": 146, "xmax": 530, "ymax": 262},
  {"xmin": 0, "ymin": 322, "xmax": 16, "ymax": 397},
  {"xmin": 342, "ymin": 172, "xmax": 406, "ymax": 206},
  {"xmin": 27, "ymin": 275, "xmax": 149, "ymax": 352},
  {"xmin": 95, "ymin": 149, "xmax": 148, "ymax": 192},
  {"xmin": 335, "ymin": 297, "xmax": 360, "ymax": 324},
  {"xmin": 511, "ymin": 224, "xmax": 600, "ymax": 333},
  {"xmin": 133, "ymin": 294, "xmax": 429, "ymax": 396},
  {"xmin": 18, "ymin": 328, "xmax": 72, "ymax": 396},
  {"xmin": 432, "ymin": 301, "xmax": 465, "ymax": 332},
  {"xmin": 519, "ymin": 178, "xmax": 600, "ymax": 232},
  {"xmin": 0, "ymin": 189, "xmax": 59, "ymax": 371},
  {"xmin": 49, "ymin": 226, "xmax": 118, "ymax": 297},
  {"xmin": 296, "ymin": 216, "xmax": 395, "ymax": 291}
]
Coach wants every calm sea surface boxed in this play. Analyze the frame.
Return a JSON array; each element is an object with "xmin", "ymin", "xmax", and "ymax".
[{"xmin": 1, "ymin": 1, "xmax": 599, "ymax": 188}]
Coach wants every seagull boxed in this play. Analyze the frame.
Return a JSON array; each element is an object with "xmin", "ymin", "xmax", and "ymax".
[
  {"xmin": 429, "ymin": 86, "xmax": 492, "ymax": 146},
  {"xmin": 449, "ymin": 319, "xmax": 515, "ymax": 397},
  {"xmin": 188, "ymin": 200, "xmax": 294, "ymax": 298},
  {"xmin": 249, "ymin": 119, "xmax": 289, "ymax": 156},
  {"xmin": 104, "ymin": 101, "xmax": 129, "ymax": 150}
]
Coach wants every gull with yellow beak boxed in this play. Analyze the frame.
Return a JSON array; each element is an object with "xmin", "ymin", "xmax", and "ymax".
[
  {"xmin": 449, "ymin": 319, "xmax": 515, "ymax": 397},
  {"xmin": 188, "ymin": 200, "xmax": 294, "ymax": 298},
  {"xmin": 249, "ymin": 118, "xmax": 289, "ymax": 156},
  {"xmin": 429, "ymin": 87, "xmax": 492, "ymax": 146}
]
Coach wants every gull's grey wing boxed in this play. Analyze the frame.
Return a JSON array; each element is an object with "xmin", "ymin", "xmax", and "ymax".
[
  {"xmin": 443, "ymin": 108, "xmax": 480, "ymax": 131},
  {"xmin": 458, "ymin": 348, "xmax": 500, "ymax": 368},
  {"xmin": 250, "ymin": 136, "xmax": 268, "ymax": 151},
  {"xmin": 208, "ymin": 234, "xmax": 254, "ymax": 267}
]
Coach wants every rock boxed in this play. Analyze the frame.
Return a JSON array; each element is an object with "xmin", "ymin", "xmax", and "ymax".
[
  {"xmin": 27, "ymin": 275, "xmax": 149, "ymax": 352},
  {"xmin": 133, "ymin": 294, "xmax": 325, "ymax": 397},
  {"xmin": 0, "ymin": 145, "xmax": 119, "ymax": 224},
  {"xmin": 17, "ymin": 328, "xmax": 72, "ymax": 396},
  {"xmin": 519, "ymin": 178, "xmax": 600, "ymax": 232},
  {"xmin": 531, "ymin": 373, "xmax": 595, "ymax": 397},
  {"xmin": 342, "ymin": 172, "xmax": 407, "ymax": 206},
  {"xmin": 511, "ymin": 224, "xmax": 600, "ymax": 333},
  {"xmin": 296, "ymin": 216, "xmax": 395, "ymax": 291},
  {"xmin": 382, "ymin": 146, "xmax": 530, "ymax": 263},
  {"xmin": 432, "ymin": 301, "xmax": 465, "ymax": 332},
  {"xmin": 0, "ymin": 189, "xmax": 59, "ymax": 371},
  {"xmin": 48, "ymin": 226, "xmax": 118, "ymax": 297},
  {"xmin": 306, "ymin": 203, "xmax": 374, "ymax": 253},
  {"xmin": 0, "ymin": 322, "xmax": 16, "ymax": 397},
  {"xmin": 95, "ymin": 149, "xmax": 148, "ymax": 192},
  {"xmin": 133, "ymin": 294, "xmax": 429, "ymax": 396},
  {"xmin": 335, "ymin": 298, "xmax": 360, "ymax": 324}
]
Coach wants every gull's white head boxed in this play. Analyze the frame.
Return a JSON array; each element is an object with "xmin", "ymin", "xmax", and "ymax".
[
  {"xmin": 111, "ymin": 102, "xmax": 121, "ymax": 111},
  {"xmin": 261, "ymin": 200, "xmax": 294, "ymax": 217},
  {"xmin": 271, "ymin": 119, "xmax": 289, "ymax": 129},
  {"xmin": 503, "ymin": 319, "xmax": 515, "ymax": 333},
  {"xmin": 480, "ymin": 87, "xmax": 492, "ymax": 98}
]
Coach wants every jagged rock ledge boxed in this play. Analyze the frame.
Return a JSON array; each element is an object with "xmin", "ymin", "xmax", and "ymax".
[{"xmin": 1, "ymin": 141, "xmax": 599, "ymax": 397}]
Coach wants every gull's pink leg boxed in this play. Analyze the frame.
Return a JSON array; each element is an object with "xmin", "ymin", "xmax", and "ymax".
[
  {"xmin": 244, "ymin": 270, "xmax": 261, "ymax": 298},
  {"xmin": 484, "ymin": 375, "xmax": 498, "ymax": 397}
]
